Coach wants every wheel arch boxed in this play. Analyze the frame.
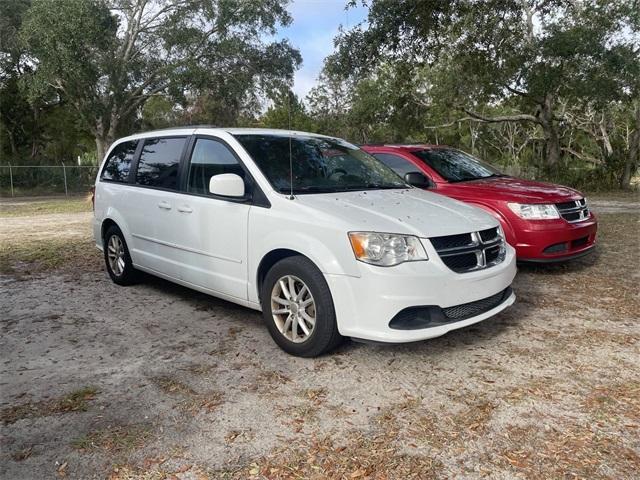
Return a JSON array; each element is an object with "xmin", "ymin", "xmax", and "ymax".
[
  {"xmin": 256, "ymin": 248, "xmax": 314, "ymax": 302},
  {"xmin": 101, "ymin": 218, "xmax": 119, "ymax": 241}
]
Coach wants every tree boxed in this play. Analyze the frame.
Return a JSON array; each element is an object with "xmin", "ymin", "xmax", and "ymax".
[
  {"xmin": 331, "ymin": 0, "xmax": 639, "ymax": 167},
  {"xmin": 19, "ymin": 0, "xmax": 301, "ymax": 161},
  {"xmin": 260, "ymin": 90, "xmax": 315, "ymax": 132}
]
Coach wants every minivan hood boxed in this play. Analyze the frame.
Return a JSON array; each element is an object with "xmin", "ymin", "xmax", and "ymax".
[
  {"xmin": 296, "ymin": 188, "xmax": 497, "ymax": 238},
  {"xmin": 444, "ymin": 176, "xmax": 583, "ymax": 203}
]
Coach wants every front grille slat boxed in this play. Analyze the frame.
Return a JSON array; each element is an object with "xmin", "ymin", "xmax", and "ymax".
[
  {"xmin": 430, "ymin": 227, "xmax": 506, "ymax": 273},
  {"xmin": 479, "ymin": 227, "xmax": 499, "ymax": 242},
  {"xmin": 429, "ymin": 232, "xmax": 473, "ymax": 250},
  {"xmin": 556, "ymin": 198, "xmax": 589, "ymax": 223}
]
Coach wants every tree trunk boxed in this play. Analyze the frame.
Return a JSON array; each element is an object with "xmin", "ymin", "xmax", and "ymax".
[
  {"xmin": 95, "ymin": 136, "xmax": 107, "ymax": 165},
  {"xmin": 7, "ymin": 130, "xmax": 17, "ymax": 156},
  {"xmin": 94, "ymin": 115, "xmax": 117, "ymax": 164},
  {"xmin": 620, "ymin": 100, "xmax": 640, "ymax": 189},
  {"xmin": 539, "ymin": 94, "xmax": 561, "ymax": 166}
]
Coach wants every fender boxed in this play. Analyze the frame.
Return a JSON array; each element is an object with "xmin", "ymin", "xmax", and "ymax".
[{"xmin": 247, "ymin": 229, "xmax": 360, "ymax": 304}]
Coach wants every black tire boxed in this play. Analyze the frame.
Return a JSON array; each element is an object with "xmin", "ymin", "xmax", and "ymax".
[
  {"xmin": 103, "ymin": 225, "xmax": 139, "ymax": 286},
  {"xmin": 260, "ymin": 256, "xmax": 343, "ymax": 357}
]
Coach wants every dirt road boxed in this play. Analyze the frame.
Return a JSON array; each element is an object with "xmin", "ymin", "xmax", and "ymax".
[{"xmin": 1, "ymin": 197, "xmax": 638, "ymax": 479}]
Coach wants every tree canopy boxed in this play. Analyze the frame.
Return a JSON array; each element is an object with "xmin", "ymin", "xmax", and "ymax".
[
  {"xmin": 307, "ymin": 0, "xmax": 639, "ymax": 188},
  {"xmin": 0, "ymin": 0, "xmax": 638, "ymax": 190},
  {"xmin": 4, "ymin": 0, "xmax": 300, "ymax": 161}
]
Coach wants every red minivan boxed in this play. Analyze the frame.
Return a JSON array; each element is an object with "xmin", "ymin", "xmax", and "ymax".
[{"xmin": 362, "ymin": 144, "xmax": 597, "ymax": 262}]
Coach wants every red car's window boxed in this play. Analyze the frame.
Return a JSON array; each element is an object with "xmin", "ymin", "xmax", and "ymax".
[
  {"xmin": 372, "ymin": 153, "xmax": 420, "ymax": 177},
  {"xmin": 413, "ymin": 149, "xmax": 503, "ymax": 183}
]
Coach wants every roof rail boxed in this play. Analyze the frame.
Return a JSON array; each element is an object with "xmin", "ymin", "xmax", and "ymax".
[{"xmin": 137, "ymin": 124, "xmax": 220, "ymax": 133}]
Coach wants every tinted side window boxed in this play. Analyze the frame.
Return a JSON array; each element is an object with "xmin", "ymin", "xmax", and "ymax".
[
  {"xmin": 135, "ymin": 137, "xmax": 186, "ymax": 190},
  {"xmin": 101, "ymin": 141, "xmax": 137, "ymax": 182},
  {"xmin": 373, "ymin": 153, "xmax": 419, "ymax": 177},
  {"xmin": 187, "ymin": 139, "xmax": 245, "ymax": 195}
]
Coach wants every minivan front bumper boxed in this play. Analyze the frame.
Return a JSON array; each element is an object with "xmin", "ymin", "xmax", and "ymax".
[{"xmin": 325, "ymin": 244, "xmax": 517, "ymax": 343}]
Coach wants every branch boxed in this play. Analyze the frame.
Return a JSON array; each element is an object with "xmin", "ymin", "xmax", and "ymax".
[
  {"xmin": 462, "ymin": 108, "xmax": 539, "ymax": 124},
  {"xmin": 423, "ymin": 117, "xmax": 476, "ymax": 129},
  {"xmin": 561, "ymin": 147, "xmax": 602, "ymax": 165},
  {"xmin": 505, "ymin": 84, "xmax": 529, "ymax": 98},
  {"xmin": 121, "ymin": 82, "xmax": 170, "ymax": 118}
]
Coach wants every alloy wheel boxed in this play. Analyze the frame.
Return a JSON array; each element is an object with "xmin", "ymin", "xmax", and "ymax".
[
  {"xmin": 270, "ymin": 275, "xmax": 316, "ymax": 343},
  {"xmin": 107, "ymin": 234, "xmax": 126, "ymax": 276}
]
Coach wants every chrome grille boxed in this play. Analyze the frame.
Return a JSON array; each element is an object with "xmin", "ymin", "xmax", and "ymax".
[
  {"xmin": 430, "ymin": 227, "xmax": 506, "ymax": 273},
  {"xmin": 556, "ymin": 198, "xmax": 589, "ymax": 223}
]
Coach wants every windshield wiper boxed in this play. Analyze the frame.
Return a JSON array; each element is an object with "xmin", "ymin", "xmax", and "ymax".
[
  {"xmin": 362, "ymin": 183, "xmax": 407, "ymax": 190},
  {"xmin": 282, "ymin": 183, "xmax": 407, "ymax": 194},
  {"xmin": 288, "ymin": 186, "xmax": 345, "ymax": 193}
]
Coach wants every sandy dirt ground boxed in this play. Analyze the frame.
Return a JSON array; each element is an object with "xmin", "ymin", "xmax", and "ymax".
[{"xmin": 0, "ymin": 197, "xmax": 638, "ymax": 479}]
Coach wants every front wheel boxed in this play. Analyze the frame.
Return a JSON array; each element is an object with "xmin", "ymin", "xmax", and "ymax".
[{"xmin": 261, "ymin": 256, "xmax": 342, "ymax": 357}]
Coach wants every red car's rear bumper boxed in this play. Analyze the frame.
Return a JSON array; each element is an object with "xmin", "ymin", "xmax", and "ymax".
[{"xmin": 512, "ymin": 214, "xmax": 598, "ymax": 262}]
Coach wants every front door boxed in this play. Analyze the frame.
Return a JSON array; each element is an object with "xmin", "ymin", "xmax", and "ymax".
[{"xmin": 172, "ymin": 137, "xmax": 250, "ymax": 301}]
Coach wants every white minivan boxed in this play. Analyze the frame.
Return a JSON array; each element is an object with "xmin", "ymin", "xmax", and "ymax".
[{"xmin": 93, "ymin": 127, "xmax": 516, "ymax": 356}]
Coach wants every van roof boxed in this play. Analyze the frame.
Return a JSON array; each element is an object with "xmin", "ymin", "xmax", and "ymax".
[{"xmin": 120, "ymin": 126, "xmax": 335, "ymax": 142}]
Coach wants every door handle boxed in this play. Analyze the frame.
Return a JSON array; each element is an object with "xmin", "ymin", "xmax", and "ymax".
[
  {"xmin": 177, "ymin": 205, "xmax": 193, "ymax": 214},
  {"xmin": 158, "ymin": 201, "xmax": 172, "ymax": 210}
]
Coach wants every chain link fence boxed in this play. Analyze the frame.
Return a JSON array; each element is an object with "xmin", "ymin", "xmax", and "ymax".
[{"xmin": 0, "ymin": 164, "xmax": 99, "ymax": 197}]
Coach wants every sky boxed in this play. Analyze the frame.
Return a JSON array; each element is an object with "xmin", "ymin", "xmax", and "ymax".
[{"xmin": 277, "ymin": 0, "xmax": 369, "ymax": 99}]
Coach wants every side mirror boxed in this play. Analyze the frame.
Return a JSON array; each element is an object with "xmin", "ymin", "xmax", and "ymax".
[
  {"xmin": 404, "ymin": 172, "xmax": 434, "ymax": 188},
  {"xmin": 209, "ymin": 173, "xmax": 245, "ymax": 197}
]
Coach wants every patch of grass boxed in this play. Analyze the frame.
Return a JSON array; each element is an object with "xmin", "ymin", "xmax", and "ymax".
[
  {"xmin": 0, "ymin": 236, "xmax": 100, "ymax": 276},
  {"xmin": 257, "ymin": 370, "xmax": 291, "ymax": 385},
  {"xmin": 150, "ymin": 375, "xmax": 224, "ymax": 414},
  {"xmin": 73, "ymin": 424, "xmax": 153, "ymax": 455},
  {"xmin": 517, "ymin": 213, "xmax": 640, "ymax": 318},
  {"xmin": 502, "ymin": 377, "xmax": 562, "ymax": 404},
  {"xmin": 299, "ymin": 387, "xmax": 328, "ymax": 404},
  {"xmin": 498, "ymin": 421, "xmax": 640, "ymax": 478},
  {"xmin": 224, "ymin": 429, "xmax": 255, "ymax": 444},
  {"xmin": 586, "ymin": 190, "xmax": 640, "ymax": 202},
  {"xmin": 583, "ymin": 382, "xmax": 640, "ymax": 424},
  {"xmin": 108, "ymin": 463, "xmax": 213, "ymax": 480},
  {"xmin": 218, "ymin": 432, "xmax": 445, "ymax": 480},
  {"xmin": 0, "ymin": 197, "xmax": 92, "ymax": 217},
  {"xmin": 1, "ymin": 386, "xmax": 98, "ymax": 425},
  {"xmin": 181, "ymin": 391, "xmax": 225, "ymax": 414},
  {"xmin": 10, "ymin": 446, "xmax": 34, "ymax": 462},
  {"xmin": 243, "ymin": 370, "xmax": 292, "ymax": 395},
  {"xmin": 150, "ymin": 375, "xmax": 197, "ymax": 396}
]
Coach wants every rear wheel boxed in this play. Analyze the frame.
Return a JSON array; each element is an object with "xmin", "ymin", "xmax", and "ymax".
[
  {"xmin": 261, "ymin": 256, "xmax": 342, "ymax": 357},
  {"xmin": 103, "ymin": 225, "xmax": 139, "ymax": 285}
]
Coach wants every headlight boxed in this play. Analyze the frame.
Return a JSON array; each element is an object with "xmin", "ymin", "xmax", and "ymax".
[
  {"xmin": 348, "ymin": 232, "xmax": 428, "ymax": 266},
  {"xmin": 507, "ymin": 203, "xmax": 560, "ymax": 220}
]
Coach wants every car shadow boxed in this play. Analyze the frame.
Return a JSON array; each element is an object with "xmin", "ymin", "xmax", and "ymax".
[{"xmin": 516, "ymin": 247, "xmax": 600, "ymax": 275}]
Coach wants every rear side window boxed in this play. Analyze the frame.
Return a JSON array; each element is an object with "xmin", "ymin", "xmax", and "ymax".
[
  {"xmin": 187, "ymin": 138, "xmax": 245, "ymax": 195},
  {"xmin": 101, "ymin": 140, "xmax": 138, "ymax": 182},
  {"xmin": 135, "ymin": 137, "xmax": 186, "ymax": 190},
  {"xmin": 373, "ymin": 153, "xmax": 419, "ymax": 177}
]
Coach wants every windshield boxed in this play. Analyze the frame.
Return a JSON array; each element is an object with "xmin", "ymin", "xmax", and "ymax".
[
  {"xmin": 234, "ymin": 134, "xmax": 408, "ymax": 194},
  {"xmin": 413, "ymin": 149, "xmax": 504, "ymax": 182}
]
